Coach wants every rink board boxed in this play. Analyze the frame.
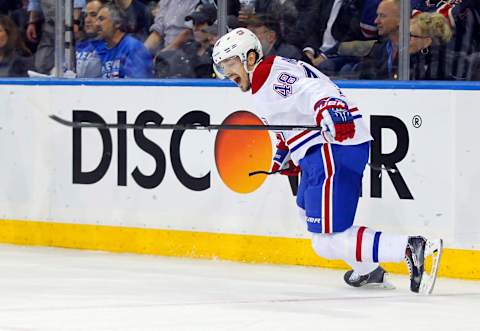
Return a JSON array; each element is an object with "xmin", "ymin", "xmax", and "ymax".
[
  {"xmin": 0, "ymin": 219, "xmax": 479, "ymax": 279},
  {"xmin": 0, "ymin": 80, "xmax": 479, "ymax": 279}
]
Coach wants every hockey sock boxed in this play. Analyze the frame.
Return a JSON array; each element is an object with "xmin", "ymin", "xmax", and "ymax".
[{"xmin": 311, "ymin": 226, "xmax": 408, "ymax": 269}]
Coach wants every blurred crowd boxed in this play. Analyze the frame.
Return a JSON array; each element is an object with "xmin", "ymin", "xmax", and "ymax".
[{"xmin": 0, "ymin": 0, "xmax": 478, "ymax": 80}]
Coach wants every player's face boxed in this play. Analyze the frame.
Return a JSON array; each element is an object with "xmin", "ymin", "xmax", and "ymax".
[
  {"xmin": 84, "ymin": 1, "xmax": 102, "ymax": 37},
  {"xmin": 219, "ymin": 56, "xmax": 250, "ymax": 92}
]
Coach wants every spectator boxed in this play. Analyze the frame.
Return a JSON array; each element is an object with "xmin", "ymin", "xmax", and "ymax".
[
  {"xmin": 332, "ymin": 0, "xmax": 381, "ymax": 42},
  {"xmin": 183, "ymin": 4, "xmax": 218, "ymax": 78},
  {"xmin": 289, "ymin": 0, "xmax": 314, "ymax": 48},
  {"xmin": 76, "ymin": 0, "xmax": 104, "ymax": 78},
  {"xmin": 333, "ymin": 0, "xmax": 476, "ymax": 80},
  {"xmin": 237, "ymin": 0, "xmax": 298, "ymax": 47},
  {"xmin": 409, "ymin": 12, "xmax": 453, "ymax": 80},
  {"xmin": 152, "ymin": 2, "xmax": 217, "ymax": 54},
  {"xmin": 114, "ymin": 0, "xmax": 152, "ymax": 41},
  {"xmin": 26, "ymin": 0, "xmax": 85, "ymax": 74},
  {"xmin": 10, "ymin": 0, "xmax": 35, "ymax": 54},
  {"xmin": 296, "ymin": 0, "xmax": 351, "ymax": 67},
  {"xmin": 439, "ymin": 0, "xmax": 480, "ymax": 80},
  {"xmin": 300, "ymin": 0, "xmax": 387, "ymax": 77},
  {"xmin": 143, "ymin": 0, "xmax": 198, "ymax": 54},
  {"xmin": 354, "ymin": 0, "xmax": 400, "ymax": 79},
  {"xmin": 355, "ymin": 4, "xmax": 454, "ymax": 80},
  {"xmin": 467, "ymin": 52, "xmax": 480, "ymax": 80},
  {"xmin": 185, "ymin": 3, "xmax": 217, "ymax": 27},
  {"xmin": 189, "ymin": 22, "xmax": 218, "ymax": 78},
  {"xmin": 96, "ymin": 3, "xmax": 152, "ymax": 78},
  {"xmin": 193, "ymin": 22, "xmax": 219, "ymax": 77},
  {"xmin": 154, "ymin": 6, "xmax": 219, "ymax": 78},
  {"xmin": 245, "ymin": 14, "xmax": 305, "ymax": 60},
  {"xmin": 0, "ymin": 14, "xmax": 32, "ymax": 77},
  {"xmin": 306, "ymin": 39, "xmax": 376, "ymax": 78}
]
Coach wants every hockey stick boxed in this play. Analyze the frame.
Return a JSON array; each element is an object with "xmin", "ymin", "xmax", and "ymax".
[
  {"xmin": 49, "ymin": 114, "xmax": 323, "ymax": 131},
  {"xmin": 367, "ymin": 163, "xmax": 398, "ymax": 173},
  {"xmin": 50, "ymin": 115, "xmax": 397, "ymax": 174},
  {"xmin": 249, "ymin": 163, "xmax": 397, "ymax": 176},
  {"xmin": 249, "ymin": 168, "xmax": 295, "ymax": 176}
]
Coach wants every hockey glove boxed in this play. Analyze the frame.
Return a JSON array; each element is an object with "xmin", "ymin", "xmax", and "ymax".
[
  {"xmin": 271, "ymin": 133, "xmax": 300, "ymax": 176},
  {"xmin": 315, "ymin": 97, "xmax": 356, "ymax": 142},
  {"xmin": 278, "ymin": 160, "xmax": 300, "ymax": 176},
  {"xmin": 271, "ymin": 133, "xmax": 290, "ymax": 173}
]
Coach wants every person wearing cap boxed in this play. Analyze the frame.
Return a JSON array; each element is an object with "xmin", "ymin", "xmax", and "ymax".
[
  {"xmin": 185, "ymin": 3, "xmax": 217, "ymax": 27},
  {"xmin": 153, "ymin": 4, "xmax": 218, "ymax": 78},
  {"xmin": 144, "ymin": 0, "xmax": 198, "ymax": 53},
  {"xmin": 246, "ymin": 14, "xmax": 306, "ymax": 61},
  {"xmin": 189, "ymin": 22, "xmax": 219, "ymax": 77}
]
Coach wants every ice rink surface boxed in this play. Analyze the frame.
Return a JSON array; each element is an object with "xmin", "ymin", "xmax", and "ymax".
[{"xmin": 0, "ymin": 245, "xmax": 478, "ymax": 331}]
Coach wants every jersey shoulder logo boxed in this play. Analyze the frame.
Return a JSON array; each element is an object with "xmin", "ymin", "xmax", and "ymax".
[
  {"xmin": 280, "ymin": 57, "xmax": 298, "ymax": 64},
  {"xmin": 300, "ymin": 62, "xmax": 319, "ymax": 78}
]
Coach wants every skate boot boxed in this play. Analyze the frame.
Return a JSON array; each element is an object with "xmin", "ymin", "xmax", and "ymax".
[
  {"xmin": 405, "ymin": 236, "xmax": 443, "ymax": 295},
  {"xmin": 344, "ymin": 266, "xmax": 395, "ymax": 289}
]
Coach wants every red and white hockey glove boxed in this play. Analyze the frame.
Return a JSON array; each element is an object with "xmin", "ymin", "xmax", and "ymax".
[
  {"xmin": 278, "ymin": 160, "xmax": 300, "ymax": 176},
  {"xmin": 314, "ymin": 97, "xmax": 356, "ymax": 142},
  {"xmin": 271, "ymin": 133, "xmax": 300, "ymax": 176}
]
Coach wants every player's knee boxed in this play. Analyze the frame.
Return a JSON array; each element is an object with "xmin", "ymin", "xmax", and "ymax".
[
  {"xmin": 311, "ymin": 233, "xmax": 337, "ymax": 259},
  {"xmin": 297, "ymin": 207, "xmax": 306, "ymax": 221}
]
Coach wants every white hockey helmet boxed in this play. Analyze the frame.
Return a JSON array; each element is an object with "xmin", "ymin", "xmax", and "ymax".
[{"xmin": 212, "ymin": 27, "xmax": 263, "ymax": 79}]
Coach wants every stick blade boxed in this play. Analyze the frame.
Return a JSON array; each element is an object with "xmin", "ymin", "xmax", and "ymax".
[
  {"xmin": 49, "ymin": 114, "xmax": 73, "ymax": 127},
  {"xmin": 419, "ymin": 239, "xmax": 443, "ymax": 295}
]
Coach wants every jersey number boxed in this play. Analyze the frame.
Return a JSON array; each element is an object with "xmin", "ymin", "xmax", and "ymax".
[
  {"xmin": 273, "ymin": 84, "xmax": 292, "ymax": 97},
  {"xmin": 273, "ymin": 72, "xmax": 297, "ymax": 98}
]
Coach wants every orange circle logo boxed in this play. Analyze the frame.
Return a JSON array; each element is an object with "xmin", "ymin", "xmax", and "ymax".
[{"xmin": 215, "ymin": 111, "xmax": 272, "ymax": 193}]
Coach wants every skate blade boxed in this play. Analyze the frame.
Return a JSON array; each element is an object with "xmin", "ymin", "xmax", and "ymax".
[
  {"xmin": 362, "ymin": 281, "xmax": 396, "ymax": 290},
  {"xmin": 360, "ymin": 273, "xmax": 396, "ymax": 290},
  {"xmin": 419, "ymin": 239, "xmax": 443, "ymax": 295}
]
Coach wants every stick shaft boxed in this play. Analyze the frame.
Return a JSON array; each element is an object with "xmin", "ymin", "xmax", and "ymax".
[
  {"xmin": 250, "ymin": 164, "xmax": 396, "ymax": 176},
  {"xmin": 49, "ymin": 114, "xmax": 322, "ymax": 131},
  {"xmin": 51, "ymin": 115, "xmax": 398, "ymax": 174}
]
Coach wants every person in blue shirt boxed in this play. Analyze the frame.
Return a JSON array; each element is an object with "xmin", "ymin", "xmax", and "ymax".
[
  {"xmin": 76, "ymin": 0, "xmax": 104, "ymax": 78},
  {"xmin": 95, "ymin": 3, "xmax": 152, "ymax": 78}
]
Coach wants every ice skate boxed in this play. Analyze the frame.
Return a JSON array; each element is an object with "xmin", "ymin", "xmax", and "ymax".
[
  {"xmin": 344, "ymin": 266, "xmax": 395, "ymax": 289},
  {"xmin": 405, "ymin": 236, "xmax": 443, "ymax": 295}
]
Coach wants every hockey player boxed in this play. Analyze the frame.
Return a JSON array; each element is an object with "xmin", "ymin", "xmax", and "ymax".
[{"xmin": 212, "ymin": 28, "xmax": 442, "ymax": 294}]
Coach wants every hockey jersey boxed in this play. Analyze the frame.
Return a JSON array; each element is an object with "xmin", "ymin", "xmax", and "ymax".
[{"xmin": 251, "ymin": 56, "xmax": 372, "ymax": 164}]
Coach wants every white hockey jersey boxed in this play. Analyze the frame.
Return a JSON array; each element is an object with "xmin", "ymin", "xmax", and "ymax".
[{"xmin": 251, "ymin": 56, "xmax": 372, "ymax": 164}]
